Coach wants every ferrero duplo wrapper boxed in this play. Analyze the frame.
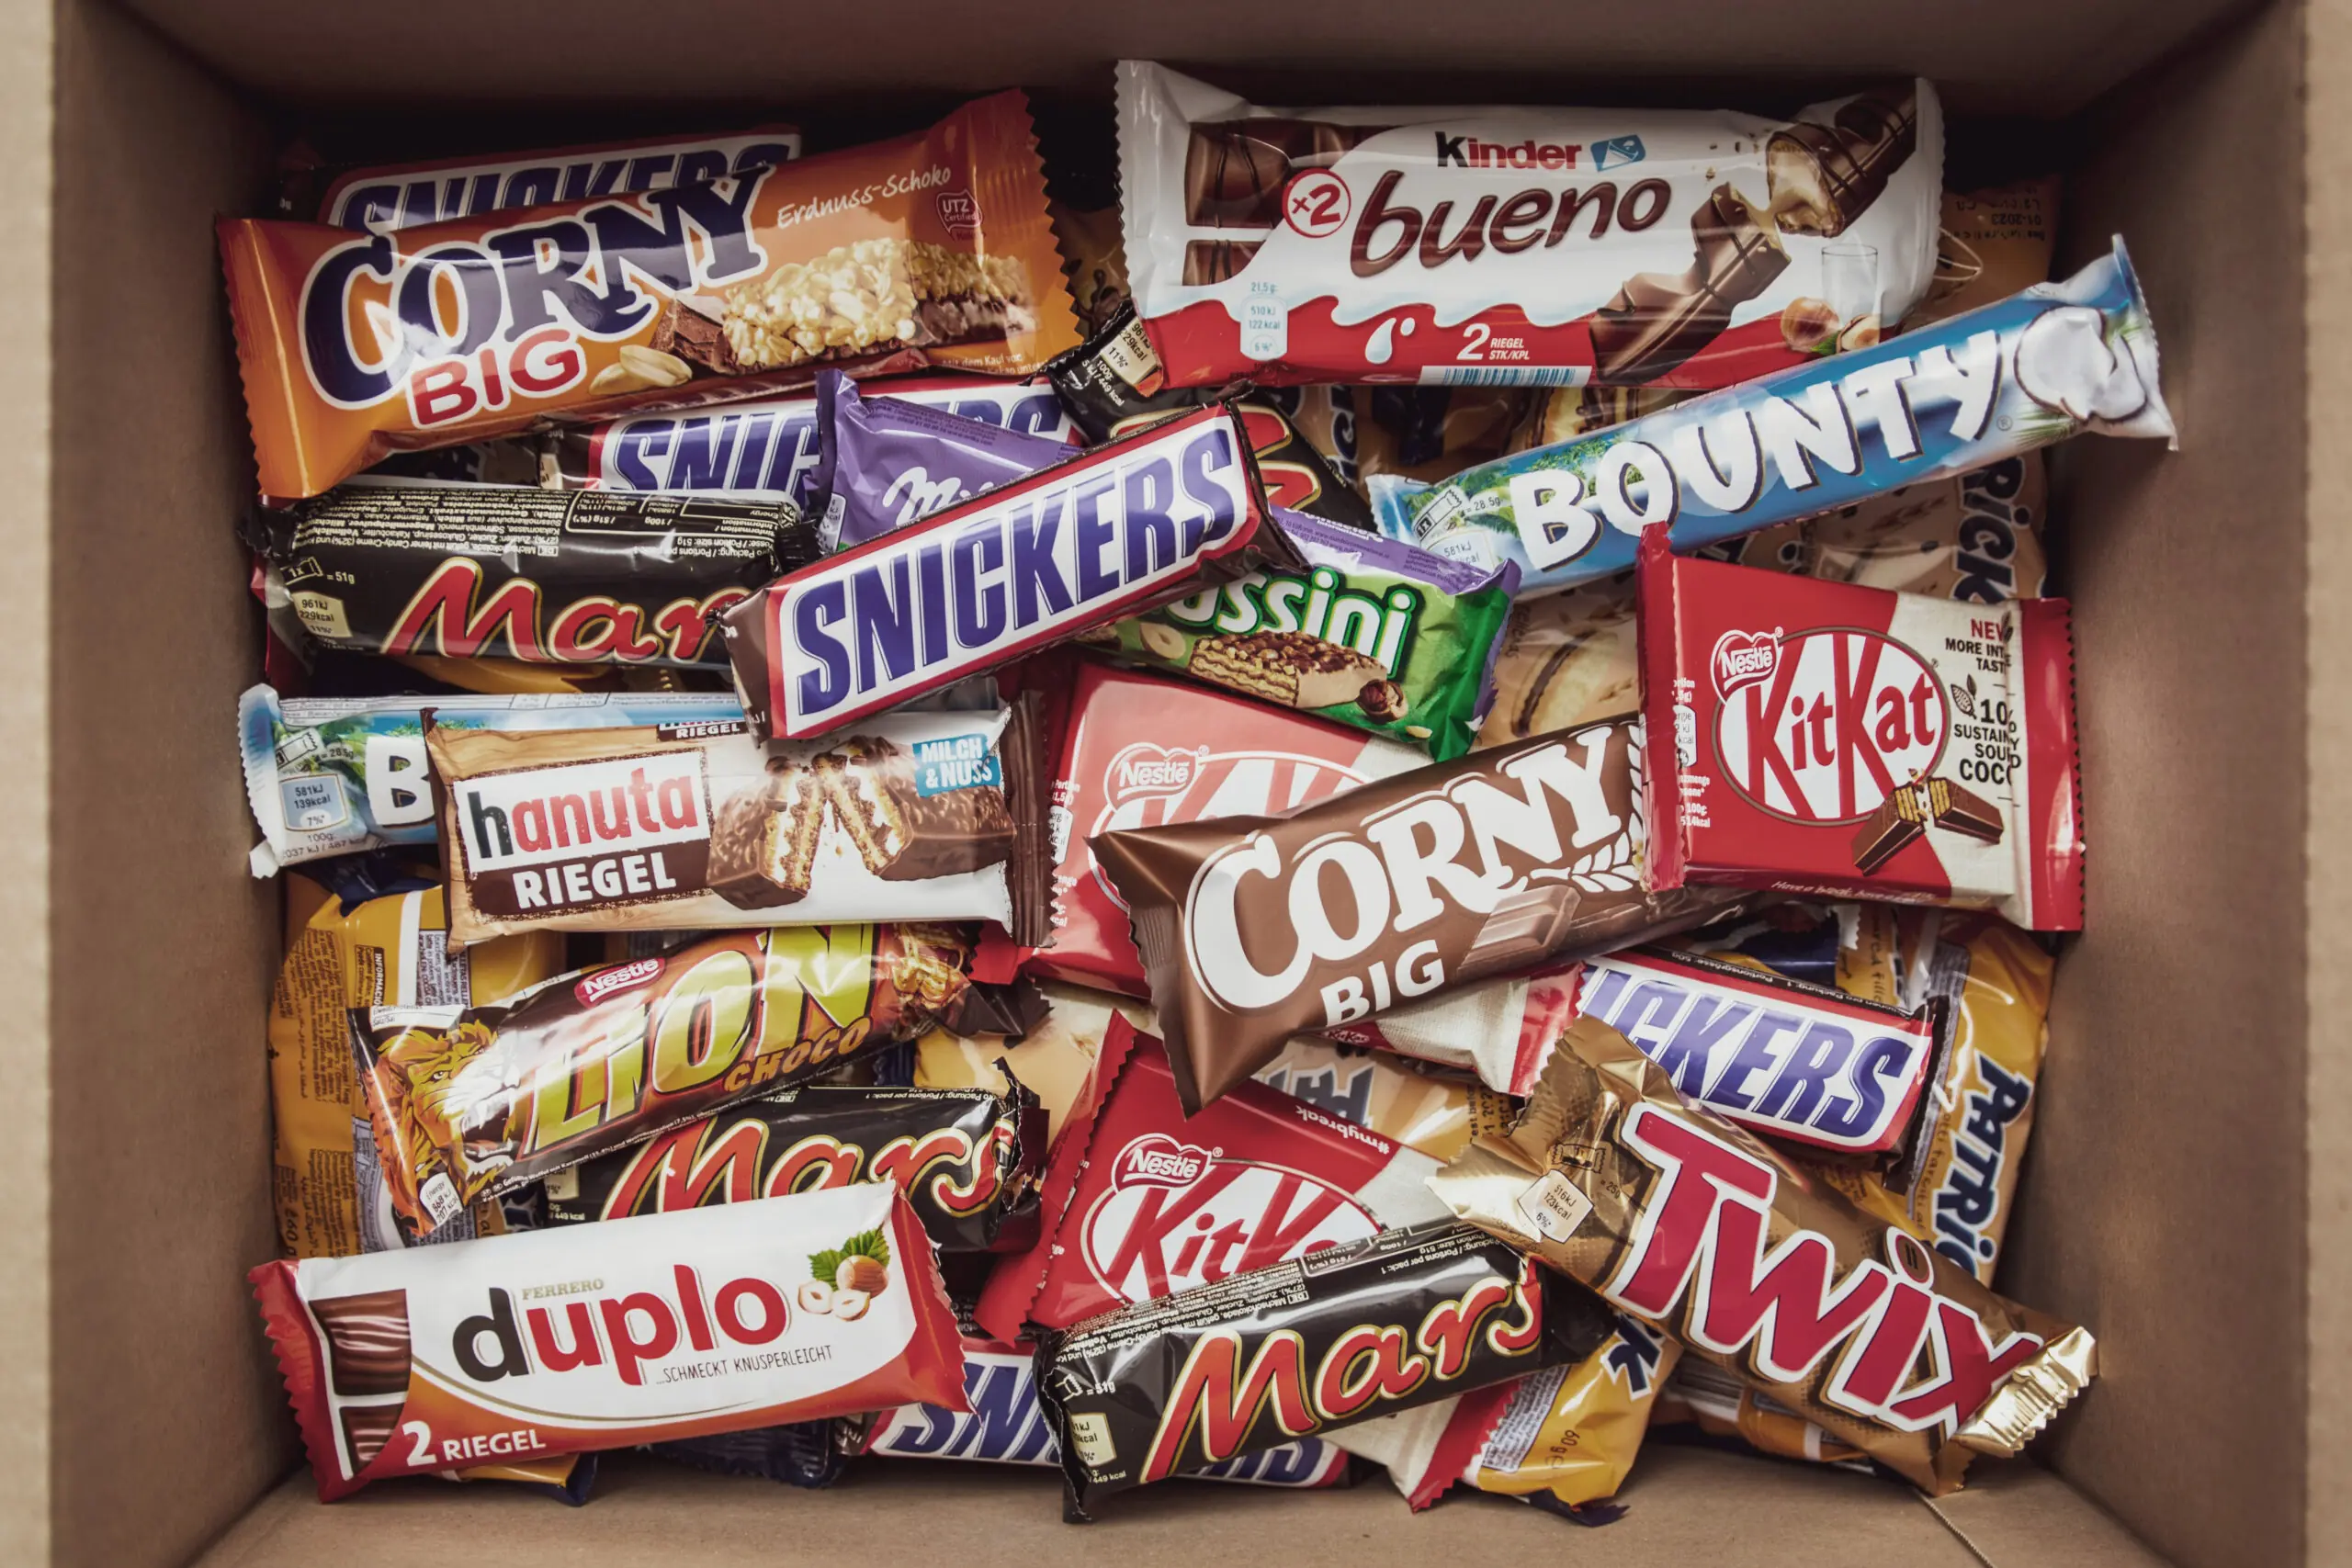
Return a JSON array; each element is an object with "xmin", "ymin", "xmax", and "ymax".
[{"xmin": 1429, "ymin": 1014, "xmax": 2094, "ymax": 1495}]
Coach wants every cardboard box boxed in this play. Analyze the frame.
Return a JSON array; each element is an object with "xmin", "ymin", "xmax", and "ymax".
[{"xmin": 0, "ymin": 0, "xmax": 2333, "ymax": 1562}]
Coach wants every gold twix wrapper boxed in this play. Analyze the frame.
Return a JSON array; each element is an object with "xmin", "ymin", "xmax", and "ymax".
[{"xmin": 1429, "ymin": 1015, "xmax": 2093, "ymax": 1495}]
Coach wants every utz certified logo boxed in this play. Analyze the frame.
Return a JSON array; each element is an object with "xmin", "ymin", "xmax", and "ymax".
[
  {"xmin": 1082, "ymin": 1138, "xmax": 1374, "ymax": 1302},
  {"xmin": 934, "ymin": 188, "xmax": 979, "ymax": 237},
  {"xmin": 1713, "ymin": 626, "xmax": 1947, "ymax": 824},
  {"xmin": 1711, "ymin": 628, "xmax": 1781, "ymax": 699}
]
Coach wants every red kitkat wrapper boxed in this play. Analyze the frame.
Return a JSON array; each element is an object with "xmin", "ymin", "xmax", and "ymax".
[
  {"xmin": 1635, "ymin": 532, "xmax": 2083, "ymax": 930},
  {"xmin": 973, "ymin": 1014, "xmax": 1452, "ymax": 1341},
  {"xmin": 978, "ymin": 658, "xmax": 1424, "ymax": 995}
]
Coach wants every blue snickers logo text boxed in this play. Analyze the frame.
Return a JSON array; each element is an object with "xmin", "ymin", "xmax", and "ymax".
[{"xmin": 1577, "ymin": 953, "xmax": 1930, "ymax": 1152}]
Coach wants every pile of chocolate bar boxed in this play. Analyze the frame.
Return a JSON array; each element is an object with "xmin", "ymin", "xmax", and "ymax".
[{"xmin": 229, "ymin": 68, "xmax": 2165, "ymax": 1516}]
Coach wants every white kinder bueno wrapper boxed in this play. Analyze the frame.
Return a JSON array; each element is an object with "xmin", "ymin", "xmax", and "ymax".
[{"xmin": 1118, "ymin": 62, "xmax": 1941, "ymax": 389}]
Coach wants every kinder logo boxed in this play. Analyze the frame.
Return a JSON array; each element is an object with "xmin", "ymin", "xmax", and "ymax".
[
  {"xmin": 458, "ymin": 754, "xmax": 709, "ymax": 872},
  {"xmin": 1713, "ymin": 626, "xmax": 1946, "ymax": 824},
  {"xmin": 1105, "ymin": 744, "xmax": 1203, "ymax": 802},
  {"xmin": 1711, "ymin": 629, "xmax": 1781, "ymax": 699},
  {"xmin": 1114, "ymin": 1134, "xmax": 1214, "ymax": 1189},
  {"xmin": 934, "ymin": 188, "xmax": 980, "ymax": 237},
  {"xmin": 1082, "ymin": 1147, "xmax": 1373, "ymax": 1303},
  {"xmin": 576, "ymin": 957, "xmax": 663, "ymax": 1009},
  {"xmin": 449, "ymin": 1265, "xmax": 793, "ymax": 1389}
]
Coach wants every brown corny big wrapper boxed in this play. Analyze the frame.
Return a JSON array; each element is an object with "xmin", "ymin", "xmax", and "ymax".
[{"xmin": 1430, "ymin": 1014, "xmax": 2094, "ymax": 1495}]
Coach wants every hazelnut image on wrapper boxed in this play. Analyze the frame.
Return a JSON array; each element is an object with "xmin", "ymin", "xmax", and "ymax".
[
  {"xmin": 1357, "ymin": 679, "xmax": 1406, "ymax": 722},
  {"xmin": 1781, "ymin": 297, "xmax": 1841, "ymax": 352},
  {"xmin": 835, "ymin": 1254, "xmax": 889, "ymax": 1297},
  {"xmin": 808, "ymin": 1229, "xmax": 892, "ymax": 1316}
]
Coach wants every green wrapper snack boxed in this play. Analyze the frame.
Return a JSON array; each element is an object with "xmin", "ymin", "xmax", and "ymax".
[{"xmin": 1089, "ymin": 506, "xmax": 1515, "ymax": 760}]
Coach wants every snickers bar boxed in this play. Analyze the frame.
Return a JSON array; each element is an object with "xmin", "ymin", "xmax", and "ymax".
[
  {"xmin": 1035, "ymin": 1220, "xmax": 1612, "ymax": 1517},
  {"xmin": 720, "ymin": 404, "xmax": 1306, "ymax": 740},
  {"xmin": 1430, "ymin": 1014, "xmax": 2097, "ymax": 1495},
  {"xmin": 1090, "ymin": 715, "xmax": 1752, "ymax": 1112},
  {"xmin": 1637, "ymin": 535, "xmax": 2086, "ymax": 930},
  {"xmin": 251, "ymin": 1183, "xmax": 963, "ymax": 1500},
  {"xmin": 428, "ymin": 702, "xmax": 1047, "ymax": 945},
  {"xmin": 254, "ymin": 484, "xmax": 813, "ymax": 668},
  {"xmin": 541, "ymin": 1079, "xmax": 1046, "ymax": 1254},
  {"xmin": 354, "ymin": 922, "xmax": 993, "ymax": 1237}
]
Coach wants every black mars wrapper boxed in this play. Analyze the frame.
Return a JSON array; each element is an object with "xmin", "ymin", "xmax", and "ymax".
[
  {"xmin": 1035, "ymin": 1221, "xmax": 1611, "ymax": 1519},
  {"xmin": 1090, "ymin": 715, "xmax": 1753, "ymax": 1112},
  {"xmin": 253, "ymin": 484, "xmax": 813, "ymax": 668},
  {"xmin": 541, "ymin": 1077, "xmax": 1046, "ymax": 1253}
]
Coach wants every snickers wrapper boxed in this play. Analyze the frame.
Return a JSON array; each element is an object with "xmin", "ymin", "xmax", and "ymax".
[
  {"xmin": 353, "ymin": 922, "xmax": 991, "ymax": 1238},
  {"xmin": 428, "ymin": 700, "xmax": 1049, "ymax": 946},
  {"xmin": 721, "ymin": 404, "xmax": 1307, "ymax": 740},
  {"xmin": 1377, "ymin": 239, "xmax": 2173, "ymax": 597},
  {"xmin": 864, "ymin": 1331, "xmax": 1348, "ymax": 1484},
  {"xmin": 1429, "ymin": 1013, "xmax": 2096, "ymax": 1495},
  {"xmin": 251, "ymin": 1183, "xmax": 964, "ymax": 1501},
  {"xmin": 1035, "ymin": 1219, "xmax": 1612, "ymax": 1517},
  {"xmin": 1637, "ymin": 535, "xmax": 2086, "ymax": 930},
  {"xmin": 254, "ymin": 483, "xmax": 814, "ymax": 669},
  {"xmin": 1091, "ymin": 715, "xmax": 1751, "ymax": 1113},
  {"xmin": 223, "ymin": 92, "xmax": 1080, "ymax": 501},
  {"xmin": 972, "ymin": 1014, "xmax": 1453, "ymax": 1341},
  {"xmin": 541, "ymin": 1078, "xmax": 1046, "ymax": 1255}
]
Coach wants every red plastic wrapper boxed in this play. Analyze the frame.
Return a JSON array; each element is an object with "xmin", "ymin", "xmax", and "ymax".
[
  {"xmin": 251, "ymin": 1183, "xmax": 963, "ymax": 1501},
  {"xmin": 1635, "ymin": 533, "xmax": 2084, "ymax": 929},
  {"xmin": 973, "ymin": 1014, "xmax": 1452, "ymax": 1341},
  {"xmin": 979, "ymin": 659, "xmax": 1422, "ymax": 995}
]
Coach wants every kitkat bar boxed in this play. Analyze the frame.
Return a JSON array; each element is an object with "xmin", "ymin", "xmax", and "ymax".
[
  {"xmin": 978, "ymin": 659, "xmax": 1423, "ymax": 995},
  {"xmin": 971, "ymin": 1015, "xmax": 1452, "ymax": 1342},
  {"xmin": 1635, "ymin": 533, "xmax": 2086, "ymax": 930},
  {"xmin": 222, "ymin": 92, "xmax": 1080, "ymax": 501},
  {"xmin": 313, "ymin": 127, "xmax": 805, "ymax": 231},
  {"xmin": 719, "ymin": 404, "xmax": 1306, "ymax": 740},
  {"xmin": 1116, "ymin": 63, "xmax": 1940, "ymax": 389},
  {"xmin": 1430, "ymin": 1014, "xmax": 2096, "ymax": 1495},
  {"xmin": 1091, "ymin": 714, "xmax": 1753, "ymax": 1112},
  {"xmin": 426, "ymin": 702, "xmax": 1048, "ymax": 946},
  {"xmin": 252, "ymin": 1184, "xmax": 964, "ymax": 1501},
  {"xmin": 354, "ymin": 923, "xmax": 994, "ymax": 1237}
]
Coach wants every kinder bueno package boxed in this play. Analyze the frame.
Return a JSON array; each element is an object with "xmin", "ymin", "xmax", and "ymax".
[
  {"xmin": 355, "ymin": 922, "xmax": 989, "ymax": 1237},
  {"xmin": 1035, "ymin": 1219, "xmax": 1612, "ymax": 1517},
  {"xmin": 1092, "ymin": 715, "xmax": 1752, "ymax": 1112},
  {"xmin": 271, "ymin": 880, "xmax": 564, "ymax": 1259},
  {"xmin": 548, "ymin": 375, "xmax": 1078, "ymax": 512},
  {"xmin": 719, "ymin": 405, "xmax": 1306, "ymax": 740},
  {"xmin": 861, "ymin": 1330, "xmax": 1348, "ymax": 1484},
  {"xmin": 251, "ymin": 1183, "xmax": 963, "ymax": 1500},
  {"xmin": 996, "ymin": 660, "xmax": 1420, "ymax": 995},
  {"xmin": 541, "ymin": 1079, "xmax": 1046, "ymax": 1254},
  {"xmin": 1637, "ymin": 536, "xmax": 2085, "ymax": 930},
  {"xmin": 223, "ymin": 92, "xmax": 1080, "ymax": 500},
  {"xmin": 426, "ymin": 703, "xmax": 1046, "ymax": 944},
  {"xmin": 972, "ymin": 1016, "xmax": 1453, "ymax": 1342},
  {"xmin": 1090, "ymin": 506, "xmax": 1515, "ymax": 759},
  {"xmin": 240, "ymin": 684, "xmax": 744, "ymax": 876},
  {"xmin": 254, "ymin": 483, "xmax": 813, "ymax": 668},
  {"xmin": 1430, "ymin": 1014, "xmax": 2096, "ymax": 1495},
  {"xmin": 1044, "ymin": 303, "xmax": 1374, "ymax": 530},
  {"xmin": 311, "ymin": 129, "xmax": 804, "ymax": 231},
  {"xmin": 1375, "ymin": 241, "xmax": 2172, "ymax": 596},
  {"xmin": 1332, "ymin": 1314, "xmax": 1679, "ymax": 1513},
  {"xmin": 1117, "ymin": 62, "xmax": 1941, "ymax": 389},
  {"xmin": 1567, "ymin": 946, "xmax": 1946, "ymax": 1157},
  {"xmin": 810, "ymin": 370, "xmax": 1074, "ymax": 550}
]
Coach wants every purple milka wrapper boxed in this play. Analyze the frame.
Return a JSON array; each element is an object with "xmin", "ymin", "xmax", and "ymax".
[{"xmin": 811, "ymin": 369, "xmax": 1076, "ymax": 551}]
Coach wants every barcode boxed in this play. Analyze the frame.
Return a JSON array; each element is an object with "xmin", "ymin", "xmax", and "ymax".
[{"xmin": 1419, "ymin": 367, "xmax": 1590, "ymax": 388}]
